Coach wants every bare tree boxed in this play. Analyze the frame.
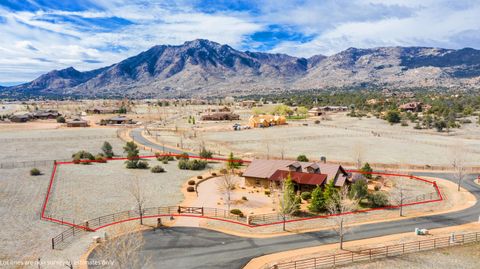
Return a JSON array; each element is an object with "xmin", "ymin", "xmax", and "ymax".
[
  {"xmin": 389, "ymin": 179, "xmax": 406, "ymax": 217},
  {"xmin": 277, "ymin": 175, "xmax": 300, "ymax": 231},
  {"xmin": 216, "ymin": 170, "xmax": 238, "ymax": 212},
  {"xmin": 326, "ymin": 186, "xmax": 359, "ymax": 249},
  {"xmin": 352, "ymin": 143, "xmax": 364, "ymax": 181},
  {"xmin": 96, "ymin": 224, "xmax": 148, "ymax": 269},
  {"xmin": 451, "ymin": 145, "xmax": 466, "ymax": 192},
  {"xmin": 128, "ymin": 177, "xmax": 147, "ymax": 225}
]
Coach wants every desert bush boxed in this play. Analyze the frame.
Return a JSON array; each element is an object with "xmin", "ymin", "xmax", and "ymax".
[
  {"xmin": 211, "ymin": 172, "xmax": 217, "ymax": 176},
  {"xmin": 296, "ymin": 154, "xmax": 309, "ymax": 162},
  {"xmin": 56, "ymin": 116, "xmax": 66, "ymax": 123},
  {"xmin": 162, "ymin": 159, "xmax": 169, "ymax": 164},
  {"xmin": 241, "ymin": 196, "xmax": 248, "ymax": 201},
  {"xmin": 95, "ymin": 154, "xmax": 107, "ymax": 163},
  {"xmin": 374, "ymin": 183, "xmax": 382, "ymax": 191},
  {"xmin": 197, "ymin": 175, "xmax": 203, "ymax": 179},
  {"xmin": 219, "ymin": 168, "xmax": 228, "ymax": 174},
  {"xmin": 136, "ymin": 161, "xmax": 149, "ymax": 169},
  {"xmin": 125, "ymin": 161, "xmax": 137, "ymax": 169},
  {"xmin": 150, "ymin": 165, "xmax": 165, "ymax": 173},
  {"xmin": 30, "ymin": 168, "xmax": 41, "ymax": 176},
  {"xmin": 176, "ymin": 152, "xmax": 189, "ymax": 160},
  {"xmin": 368, "ymin": 192, "xmax": 389, "ymax": 207},
  {"xmin": 187, "ymin": 186, "xmax": 195, "ymax": 192},
  {"xmin": 101, "ymin": 141, "xmax": 114, "ymax": 158},
  {"xmin": 178, "ymin": 159, "xmax": 207, "ymax": 170},
  {"xmin": 188, "ymin": 180, "xmax": 196, "ymax": 185},
  {"xmin": 199, "ymin": 147, "xmax": 213, "ymax": 159},
  {"xmin": 230, "ymin": 209, "xmax": 243, "ymax": 217},
  {"xmin": 264, "ymin": 190, "xmax": 271, "ymax": 196},
  {"xmin": 314, "ymin": 120, "xmax": 320, "ymax": 124},
  {"xmin": 301, "ymin": 191, "xmax": 312, "ymax": 201}
]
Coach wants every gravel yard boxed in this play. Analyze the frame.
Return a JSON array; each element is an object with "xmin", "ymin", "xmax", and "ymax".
[{"xmin": 46, "ymin": 159, "xmax": 222, "ymax": 222}]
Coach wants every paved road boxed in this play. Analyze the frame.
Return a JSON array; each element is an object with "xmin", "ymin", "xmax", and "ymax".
[
  {"xmin": 130, "ymin": 128, "xmax": 191, "ymax": 155},
  {"xmin": 89, "ymin": 173, "xmax": 479, "ymax": 269}
]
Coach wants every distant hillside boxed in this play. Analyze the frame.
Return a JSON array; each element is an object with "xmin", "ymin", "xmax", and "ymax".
[{"xmin": 1, "ymin": 40, "xmax": 480, "ymax": 98}]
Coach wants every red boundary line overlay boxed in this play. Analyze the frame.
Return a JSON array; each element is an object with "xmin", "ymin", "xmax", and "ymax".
[{"xmin": 41, "ymin": 154, "xmax": 443, "ymax": 231}]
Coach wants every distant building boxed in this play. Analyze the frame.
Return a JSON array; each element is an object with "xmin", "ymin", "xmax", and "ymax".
[
  {"xmin": 248, "ymin": 115, "xmax": 286, "ymax": 128},
  {"xmin": 243, "ymin": 159, "xmax": 351, "ymax": 192},
  {"xmin": 308, "ymin": 107, "xmax": 323, "ymax": 117},
  {"xmin": 240, "ymin": 100, "xmax": 258, "ymax": 108},
  {"xmin": 201, "ymin": 112, "xmax": 240, "ymax": 121},
  {"xmin": 33, "ymin": 110, "xmax": 60, "ymax": 119},
  {"xmin": 399, "ymin": 102, "xmax": 429, "ymax": 112},
  {"xmin": 9, "ymin": 114, "xmax": 32, "ymax": 123},
  {"xmin": 103, "ymin": 116, "xmax": 134, "ymax": 125},
  {"xmin": 66, "ymin": 118, "xmax": 88, "ymax": 127},
  {"xmin": 86, "ymin": 106, "xmax": 121, "ymax": 114},
  {"xmin": 308, "ymin": 106, "xmax": 348, "ymax": 116}
]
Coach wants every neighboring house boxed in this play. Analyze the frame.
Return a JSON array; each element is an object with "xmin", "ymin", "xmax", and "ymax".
[
  {"xmin": 205, "ymin": 106, "xmax": 231, "ymax": 113},
  {"xmin": 33, "ymin": 110, "xmax": 60, "ymax": 119},
  {"xmin": 308, "ymin": 107, "xmax": 323, "ymax": 117},
  {"xmin": 399, "ymin": 102, "xmax": 430, "ymax": 112},
  {"xmin": 9, "ymin": 114, "xmax": 32, "ymax": 123},
  {"xmin": 248, "ymin": 115, "xmax": 287, "ymax": 128},
  {"xmin": 240, "ymin": 100, "xmax": 258, "ymax": 108},
  {"xmin": 308, "ymin": 106, "xmax": 348, "ymax": 116},
  {"xmin": 66, "ymin": 118, "xmax": 88, "ymax": 127},
  {"xmin": 243, "ymin": 159, "xmax": 351, "ymax": 192},
  {"xmin": 201, "ymin": 112, "xmax": 240, "ymax": 121},
  {"xmin": 104, "ymin": 116, "xmax": 134, "ymax": 125},
  {"xmin": 86, "ymin": 107, "xmax": 121, "ymax": 114}
]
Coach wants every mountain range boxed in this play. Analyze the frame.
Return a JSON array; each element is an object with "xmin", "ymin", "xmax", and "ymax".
[{"xmin": 2, "ymin": 39, "xmax": 480, "ymax": 98}]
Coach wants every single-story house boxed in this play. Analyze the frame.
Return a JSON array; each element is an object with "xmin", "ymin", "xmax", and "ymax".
[
  {"xmin": 240, "ymin": 100, "xmax": 258, "ymax": 108},
  {"xmin": 248, "ymin": 115, "xmax": 287, "ymax": 128},
  {"xmin": 399, "ymin": 102, "xmax": 430, "ymax": 112},
  {"xmin": 104, "ymin": 116, "xmax": 133, "ymax": 125},
  {"xmin": 9, "ymin": 114, "xmax": 32, "ymax": 123},
  {"xmin": 86, "ymin": 107, "xmax": 121, "ymax": 114},
  {"xmin": 201, "ymin": 112, "xmax": 240, "ymax": 121},
  {"xmin": 66, "ymin": 118, "xmax": 88, "ymax": 127},
  {"xmin": 308, "ymin": 107, "xmax": 323, "ymax": 117},
  {"xmin": 243, "ymin": 159, "xmax": 351, "ymax": 192},
  {"xmin": 33, "ymin": 110, "xmax": 60, "ymax": 119}
]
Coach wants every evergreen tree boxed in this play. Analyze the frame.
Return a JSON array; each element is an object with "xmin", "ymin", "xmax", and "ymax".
[
  {"xmin": 323, "ymin": 180, "xmax": 338, "ymax": 205},
  {"xmin": 124, "ymin": 141, "xmax": 140, "ymax": 168},
  {"xmin": 360, "ymin": 162, "xmax": 373, "ymax": 179},
  {"xmin": 101, "ymin": 141, "xmax": 114, "ymax": 158},
  {"xmin": 308, "ymin": 185, "xmax": 325, "ymax": 212}
]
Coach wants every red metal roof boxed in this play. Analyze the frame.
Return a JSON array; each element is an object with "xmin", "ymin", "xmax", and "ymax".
[{"xmin": 269, "ymin": 170, "xmax": 327, "ymax": 186}]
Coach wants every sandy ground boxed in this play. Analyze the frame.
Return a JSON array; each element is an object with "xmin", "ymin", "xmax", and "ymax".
[{"xmin": 245, "ymin": 222, "xmax": 480, "ymax": 269}]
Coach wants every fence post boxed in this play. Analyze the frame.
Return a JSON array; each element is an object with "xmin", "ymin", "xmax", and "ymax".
[
  {"xmin": 52, "ymin": 238, "xmax": 55, "ymax": 249},
  {"xmin": 369, "ymin": 249, "xmax": 372, "ymax": 260},
  {"xmin": 434, "ymin": 238, "xmax": 436, "ymax": 248},
  {"xmin": 386, "ymin": 246, "xmax": 389, "ymax": 257},
  {"xmin": 201, "ymin": 207, "xmax": 204, "ymax": 216}
]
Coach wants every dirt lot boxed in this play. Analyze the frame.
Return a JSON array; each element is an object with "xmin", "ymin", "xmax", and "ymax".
[{"xmin": 46, "ymin": 159, "xmax": 222, "ymax": 222}]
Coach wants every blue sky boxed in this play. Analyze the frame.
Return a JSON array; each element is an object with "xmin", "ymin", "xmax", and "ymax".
[{"xmin": 1, "ymin": 0, "xmax": 480, "ymax": 85}]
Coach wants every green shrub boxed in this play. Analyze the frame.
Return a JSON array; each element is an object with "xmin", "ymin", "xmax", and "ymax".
[
  {"xmin": 95, "ymin": 154, "xmax": 107, "ymax": 163},
  {"xmin": 176, "ymin": 152, "xmax": 189, "ymax": 160},
  {"xmin": 301, "ymin": 191, "xmax": 311, "ymax": 201},
  {"xmin": 137, "ymin": 161, "xmax": 149, "ymax": 169},
  {"xmin": 199, "ymin": 148, "xmax": 213, "ymax": 159},
  {"xmin": 188, "ymin": 180, "xmax": 196, "ymax": 185},
  {"xmin": 101, "ymin": 141, "xmax": 114, "ymax": 158},
  {"xmin": 162, "ymin": 159, "xmax": 168, "ymax": 164},
  {"xmin": 30, "ymin": 168, "xmax": 41, "ymax": 176},
  {"xmin": 56, "ymin": 116, "xmax": 66, "ymax": 123},
  {"xmin": 296, "ymin": 154, "xmax": 309, "ymax": 162},
  {"xmin": 368, "ymin": 192, "xmax": 389, "ymax": 207},
  {"xmin": 125, "ymin": 161, "xmax": 137, "ymax": 169},
  {"xmin": 187, "ymin": 186, "xmax": 195, "ymax": 192},
  {"xmin": 230, "ymin": 209, "xmax": 243, "ymax": 217},
  {"xmin": 151, "ymin": 165, "xmax": 165, "ymax": 173},
  {"xmin": 178, "ymin": 159, "xmax": 207, "ymax": 170}
]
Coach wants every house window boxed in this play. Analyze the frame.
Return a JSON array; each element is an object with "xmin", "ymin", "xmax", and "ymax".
[{"xmin": 255, "ymin": 179, "xmax": 260, "ymax": 185}]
